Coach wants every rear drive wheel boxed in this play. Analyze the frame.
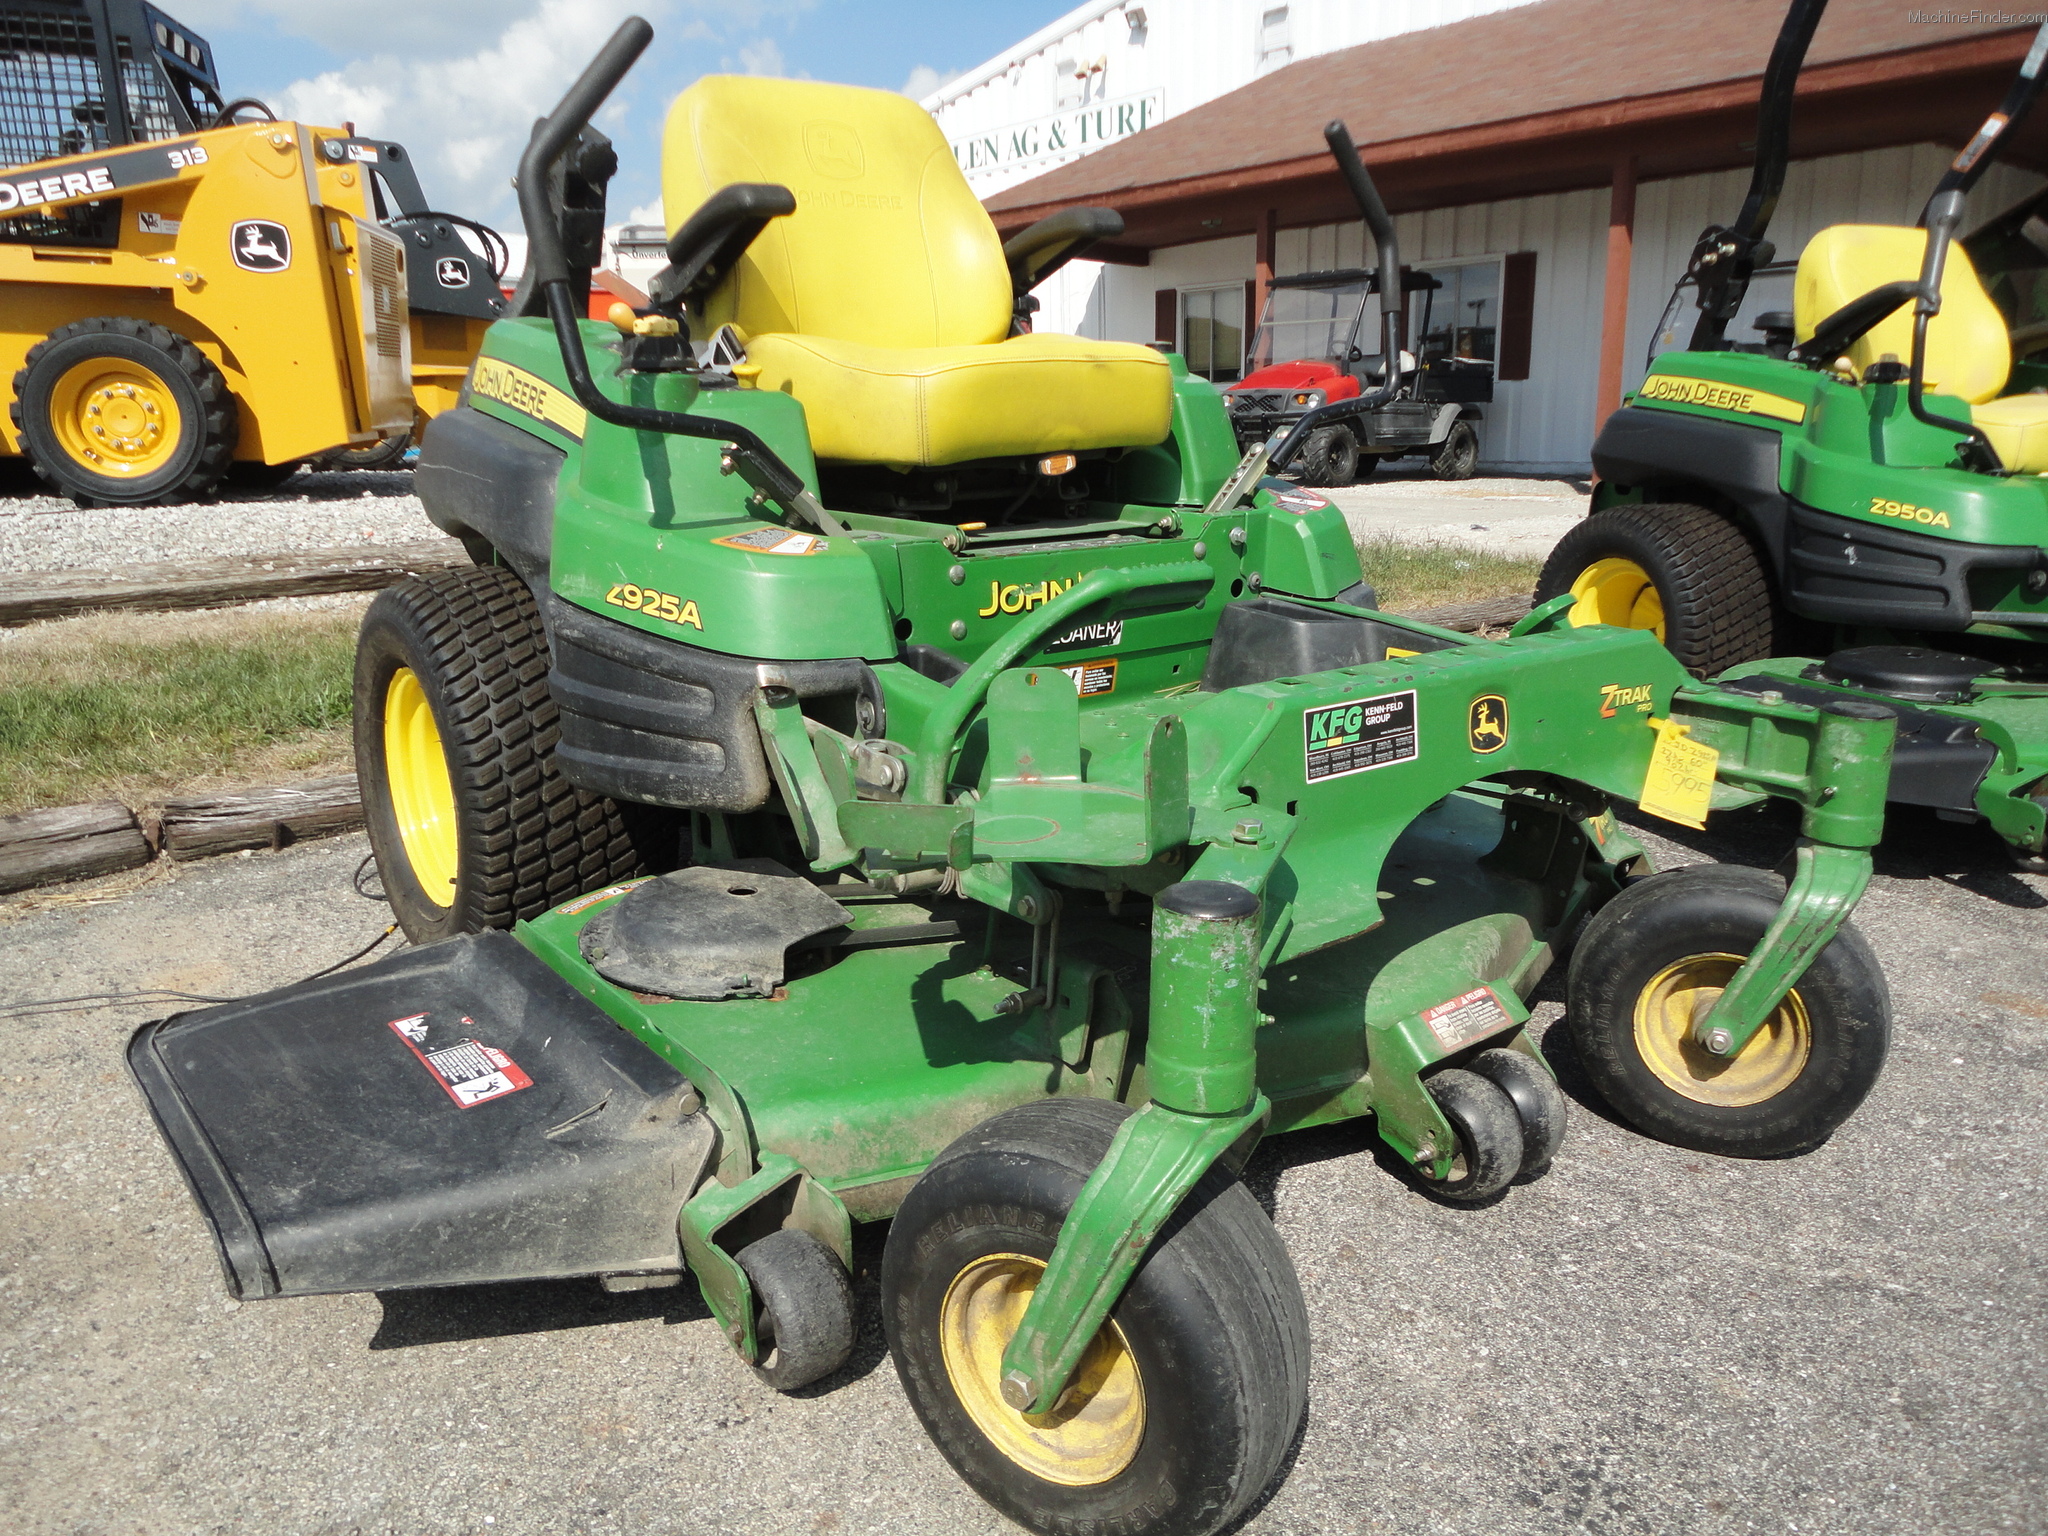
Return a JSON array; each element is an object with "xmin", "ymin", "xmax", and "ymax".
[
  {"xmin": 354, "ymin": 565, "xmax": 645, "ymax": 942},
  {"xmin": 882, "ymin": 1099, "xmax": 1309, "ymax": 1536},
  {"xmin": 1566, "ymin": 866, "xmax": 1890, "ymax": 1157},
  {"xmin": 11, "ymin": 318, "xmax": 235, "ymax": 505},
  {"xmin": 1294, "ymin": 424, "xmax": 1360, "ymax": 487},
  {"xmin": 1536, "ymin": 503, "xmax": 1776, "ymax": 676},
  {"xmin": 1428, "ymin": 417, "xmax": 1479, "ymax": 480}
]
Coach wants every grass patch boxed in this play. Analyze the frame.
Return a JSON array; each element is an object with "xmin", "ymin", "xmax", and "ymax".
[
  {"xmin": 0, "ymin": 604, "xmax": 364, "ymax": 815},
  {"xmin": 1354, "ymin": 535, "xmax": 1541, "ymax": 612}
]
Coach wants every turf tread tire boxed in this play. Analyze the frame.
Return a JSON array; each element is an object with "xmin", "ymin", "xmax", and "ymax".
[
  {"xmin": 1536, "ymin": 502, "xmax": 1776, "ymax": 676},
  {"xmin": 355, "ymin": 565, "xmax": 642, "ymax": 942},
  {"xmin": 883, "ymin": 1098, "xmax": 1310, "ymax": 1536},
  {"xmin": 11, "ymin": 317, "xmax": 236, "ymax": 506}
]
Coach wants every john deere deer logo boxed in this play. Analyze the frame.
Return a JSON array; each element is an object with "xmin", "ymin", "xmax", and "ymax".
[
  {"xmin": 1469, "ymin": 694, "xmax": 1508, "ymax": 754},
  {"xmin": 804, "ymin": 121, "xmax": 865, "ymax": 179}
]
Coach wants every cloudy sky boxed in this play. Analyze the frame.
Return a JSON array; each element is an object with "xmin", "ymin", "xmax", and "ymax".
[{"xmin": 170, "ymin": 1, "xmax": 1061, "ymax": 228}]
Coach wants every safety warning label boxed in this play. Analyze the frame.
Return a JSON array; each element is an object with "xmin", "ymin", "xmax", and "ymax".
[
  {"xmin": 1420, "ymin": 987, "xmax": 1513, "ymax": 1049},
  {"xmin": 1303, "ymin": 689, "xmax": 1417, "ymax": 782},
  {"xmin": 713, "ymin": 526, "xmax": 827, "ymax": 556},
  {"xmin": 1059, "ymin": 658, "xmax": 1118, "ymax": 697},
  {"xmin": 388, "ymin": 1014, "xmax": 533, "ymax": 1107}
]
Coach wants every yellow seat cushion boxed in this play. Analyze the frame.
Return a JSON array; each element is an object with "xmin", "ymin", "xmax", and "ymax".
[
  {"xmin": 1794, "ymin": 225, "xmax": 2010, "ymax": 402},
  {"xmin": 1970, "ymin": 393, "xmax": 2048, "ymax": 472},
  {"xmin": 742, "ymin": 331, "xmax": 1172, "ymax": 466},
  {"xmin": 663, "ymin": 75, "xmax": 1172, "ymax": 466}
]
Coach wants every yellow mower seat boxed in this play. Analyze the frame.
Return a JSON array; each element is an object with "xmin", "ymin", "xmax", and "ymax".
[
  {"xmin": 1794, "ymin": 223, "xmax": 2048, "ymax": 472},
  {"xmin": 663, "ymin": 75, "xmax": 1171, "ymax": 467}
]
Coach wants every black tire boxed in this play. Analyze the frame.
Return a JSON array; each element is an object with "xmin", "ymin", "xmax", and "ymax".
[
  {"xmin": 1417, "ymin": 1069, "xmax": 1523, "ymax": 1201},
  {"xmin": 1294, "ymin": 424, "xmax": 1360, "ymax": 487},
  {"xmin": 222, "ymin": 459, "xmax": 304, "ymax": 494},
  {"xmin": 1535, "ymin": 503, "xmax": 1776, "ymax": 676},
  {"xmin": 736, "ymin": 1228, "xmax": 856, "ymax": 1392},
  {"xmin": 1468, "ymin": 1047, "xmax": 1569, "ymax": 1179},
  {"xmin": 11, "ymin": 318, "xmax": 236, "ymax": 505},
  {"xmin": 1565, "ymin": 865, "xmax": 1890, "ymax": 1158},
  {"xmin": 882, "ymin": 1099, "xmax": 1309, "ymax": 1536},
  {"xmin": 353, "ymin": 565, "xmax": 645, "ymax": 942},
  {"xmin": 311, "ymin": 431, "xmax": 412, "ymax": 472},
  {"xmin": 1428, "ymin": 417, "xmax": 1478, "ymax": 480}
]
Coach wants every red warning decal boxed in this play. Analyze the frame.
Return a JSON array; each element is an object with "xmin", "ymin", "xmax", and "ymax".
[{"xmin": 388, "ymin": 1013, "xmax": 533, "ymax": 1107}]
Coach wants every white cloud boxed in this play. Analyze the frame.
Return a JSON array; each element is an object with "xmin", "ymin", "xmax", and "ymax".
[
  {"xmin": 735, "ymin": 37, "xmax": 785, "ymax": 77},
  {"xmin": 272, "ymin": 0, "xmax": 658, "ymax": 220},
  {"xmin": 626, "ymin": 199, "xmax": 665, "ymax": 227},
  {"xmin": 901, "ymin": 64, "xmax": 962, "ymax": 102}
]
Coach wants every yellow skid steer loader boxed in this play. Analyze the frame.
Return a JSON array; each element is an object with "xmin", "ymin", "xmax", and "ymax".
[{"xmin": 0, "ymin": 0, "xmax": 506, "ymax": 503}]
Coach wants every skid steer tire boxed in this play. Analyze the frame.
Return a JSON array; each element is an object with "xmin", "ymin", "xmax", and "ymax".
[
  {"xmin": 354, "ymin": 565, "xmax": 644, "ymax": 943},
  {"xmin": 882, "ymin": 1099, "xmax": 1310, "ymax": 1536},
  {"xmin": 1536, "ymin": 503, "xmax": 1777, "ymax": 677},
  {"xmin": 1566, "ymin": 865, "xmax": 1890, "ymax": 1158},
  {"xmin": 12, "ymin": 318, "xmax": 236, "ymax": 506}
]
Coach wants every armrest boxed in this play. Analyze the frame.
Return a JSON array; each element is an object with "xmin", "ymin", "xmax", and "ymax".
[
  {"xmin": 1002, "ymin": 206, "xmax": 1124, "ymax": 294},
  {"xmin": 1791, "ymin": 280, "xmax": 1918, "ymax": 370},
  {"xmin": 645, "ymin": 182, "xmax": 796, "ymax": 312}
]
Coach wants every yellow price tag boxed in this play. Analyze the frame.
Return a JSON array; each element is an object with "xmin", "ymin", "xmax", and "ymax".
[{"xmin": 1639, "ymin": 717, "xmax": 1719, "ymax": 830}]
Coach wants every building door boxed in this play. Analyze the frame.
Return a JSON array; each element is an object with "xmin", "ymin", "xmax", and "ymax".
[{"xmin": 1182, "ymin": 285, "xmax": 1245, "ymax": 382}]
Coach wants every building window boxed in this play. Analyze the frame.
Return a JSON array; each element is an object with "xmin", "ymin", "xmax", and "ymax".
[
  {"xmin": 1183, "ymin": 285, "xmax": 1244, "ymax": 381},
  {"xmin": 1258, "ymin": 7, "xmax": 1292, "ymax": 72},
  {"xmin": 1411, "ymin": 259, "xmax": 1501, "ymax": 376}
]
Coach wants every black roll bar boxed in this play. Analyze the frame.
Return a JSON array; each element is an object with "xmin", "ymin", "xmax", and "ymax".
[
  {"xmin": 1688, "ymin": 0, "xmax": 1829, "ymax": 350},
  {"xmin": 1268, "ymin": 122, "xmax": 1409, "ymax": 472}
]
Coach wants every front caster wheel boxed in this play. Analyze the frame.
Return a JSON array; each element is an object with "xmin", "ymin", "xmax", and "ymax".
[
  {"xmin": 1415, "ymin": 1068, "xmax": 1523, "ymax": 1201},
  {"xmin": 882, "ymin": 1100, "xmax": 1308, "ymax": 1536},
  {"xmin": 1566, "ymin": 865, "xmax": 1890, "ymax": 1157},
  {"xmin": 736, "ymin": 1228, "xmax": 855, "ymax": 1392}
]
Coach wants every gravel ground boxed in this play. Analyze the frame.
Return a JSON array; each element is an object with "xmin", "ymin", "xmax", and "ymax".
[
  {"xmin": 0, "ymin": 470, "xmax": 438, "ymax": 573},
  {"xmin": 0, "ymin": 467, "xmax": 1590, "ymax": 578},
  {"xmin": 1329, "ymin": 468, "xmax": 1587, "ymax": 560},
  {"xmin": 0, "ymin": 804, "xmax": 2041, "ymax": 1536}
]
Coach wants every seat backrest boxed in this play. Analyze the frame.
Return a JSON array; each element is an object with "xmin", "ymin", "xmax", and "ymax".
[
  {"xmin": 662, "ymin": 76, "xmax": 1013, "ymax": 350},
  {"xmin": 1793, "ymin": 224, "xmax": 2010, "ymax": 402}
]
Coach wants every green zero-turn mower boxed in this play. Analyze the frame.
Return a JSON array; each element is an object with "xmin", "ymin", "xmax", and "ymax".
[
  {"xmin": 126, "ymin": 22, "xmax": 1901, "ymax": 1535},
  {"xmin": 1538, "ymin": 0, "xmax": 2048, "ymax": 868}
]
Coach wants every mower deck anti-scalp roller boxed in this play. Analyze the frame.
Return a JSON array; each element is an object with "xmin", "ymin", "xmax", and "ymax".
[{"xmin": 127, "ymin": 17, "xmax": 1900, "ymax": 1534}]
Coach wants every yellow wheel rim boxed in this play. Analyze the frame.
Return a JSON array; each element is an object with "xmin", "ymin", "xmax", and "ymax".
[
  {"xmin": 939, "ymin": 1254, "xmax": 1145, "ymax": 1487},
  {"xmin": 1567, "ymin": 556, "xmax": 1667, "ymax": 641},
  {"xmin": 382, "ymin": 667, "xmax": 459, "ymax": 905},
  {"xmin": 46, "ymin": 357, "xmax": 183, "ymax": 478},
  {"xmin": 1632, "ymin": 953, "xmax": 1812, "ymax": 1107}
]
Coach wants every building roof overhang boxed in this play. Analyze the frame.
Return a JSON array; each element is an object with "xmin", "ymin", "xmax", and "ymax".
[{"xmin": 984, "ymin": 4, "xmax": 2046, "ymax": 253}]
